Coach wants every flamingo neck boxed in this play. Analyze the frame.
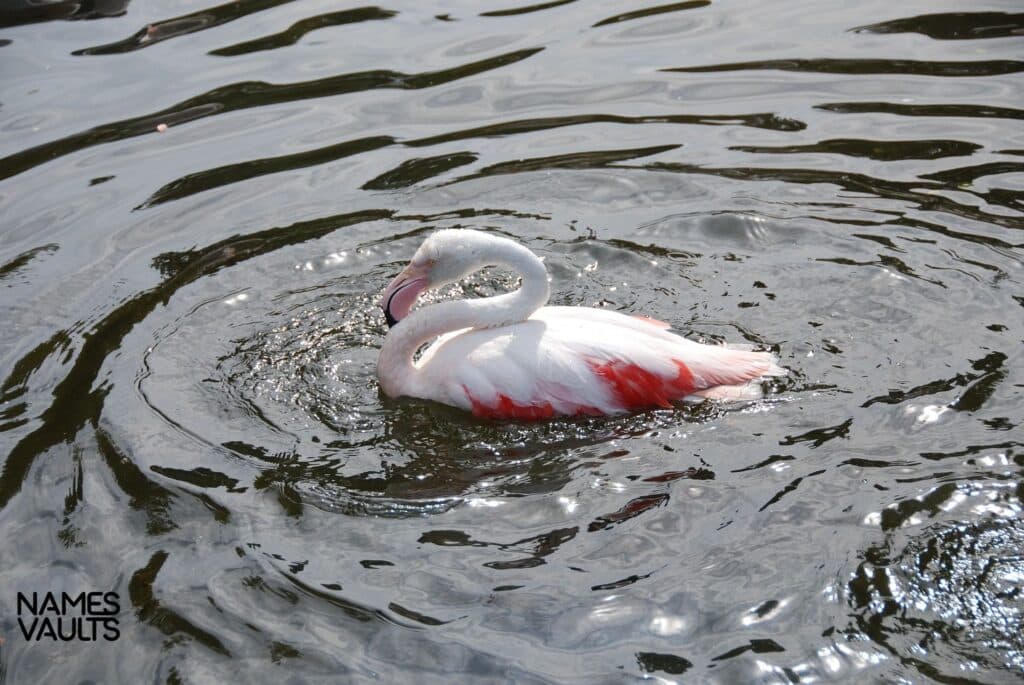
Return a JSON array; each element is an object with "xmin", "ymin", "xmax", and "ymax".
[{"xmin": 377, "ymin": 240, "xmax": 550, "ymax": 397}]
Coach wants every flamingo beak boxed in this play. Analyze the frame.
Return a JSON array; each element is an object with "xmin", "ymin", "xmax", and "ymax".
[{"xmin": 380, "ymin": 264, "xmax": 430, "ymax": 328}]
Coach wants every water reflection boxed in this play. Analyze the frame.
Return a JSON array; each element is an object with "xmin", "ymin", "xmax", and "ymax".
[
  {"xmin": 853, "ymin": 12, "xmax": 1024, "ymax": 41},
  {"xmin": 73, "ymin": 0, "xmax": 296, "ymax": 54},
  {"xmin": 141, "ymin": 111, "xmax": 803, "ymax": 207},
  {"xmin": 0, "ymin": 48, "xmax": 544, "ymax": 181},
  {"xmin": 665, "ymin": 58, "xmax": 1024, "ymax": 77},
  {"xmin": 209, "ymin": 7, "xmax": 398, "ymax": 57},
  {"xmin": 851, "ymin": 484, "xmax": 1024, "ymax": 680},
  {"xmin": 2, "ymin": 0, "xmax": 1023, "ymax": 681},
  {"xmin": 0, "ymin": 0, "xmax": 128, "ymax": 28},
  {"xmin": 136, "ymin": 230, "xmax": 765, "ymax": 517}
]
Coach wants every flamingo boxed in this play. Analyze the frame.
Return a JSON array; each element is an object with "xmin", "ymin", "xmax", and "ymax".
[{"xmin": 377, "ymin": 229, "xmax": 785, "ymax": 419}]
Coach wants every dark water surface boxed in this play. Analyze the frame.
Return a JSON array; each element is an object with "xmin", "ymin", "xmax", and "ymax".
[{"xmin": 1, "ymin": 1, "xmax": 1022, "ymax": 682}]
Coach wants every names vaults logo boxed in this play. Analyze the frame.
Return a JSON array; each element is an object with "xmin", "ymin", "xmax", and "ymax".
[{"xmin": 16, "ymin": 591, "xmax": 121, "ymax": 642}]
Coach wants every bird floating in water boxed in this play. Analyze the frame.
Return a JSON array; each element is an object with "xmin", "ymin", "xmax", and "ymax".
[{"xmin": 377, "ymin": 229, "xmax": 785, "ymax": 419}]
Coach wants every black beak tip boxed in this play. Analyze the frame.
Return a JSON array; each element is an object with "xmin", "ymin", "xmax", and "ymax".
[{"xmin": 383, "ymin": 306, "xmax": 398, "ymax": 329}]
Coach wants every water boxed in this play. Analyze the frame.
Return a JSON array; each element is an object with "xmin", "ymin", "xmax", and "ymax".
[{"xmin": 1, "ymin": 1, "xmax": 1022, "ymax": 682}]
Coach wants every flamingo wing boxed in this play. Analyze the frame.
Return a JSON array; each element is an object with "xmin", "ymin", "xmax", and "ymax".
[{"xmin": 414, "ymin": 308, "xmax": 784, "ymax": 419}]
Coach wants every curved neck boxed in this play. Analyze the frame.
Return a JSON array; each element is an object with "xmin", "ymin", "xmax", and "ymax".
[{"xmin": 378, "ymin": 240, "xmax": 550, "ymax": 396}]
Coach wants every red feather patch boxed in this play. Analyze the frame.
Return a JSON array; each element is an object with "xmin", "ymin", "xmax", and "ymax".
[
  {"xmin": 586, "ymin": 358, "xmax": 696, "ymax": 410},
  {"xmin": 466, "ymin": 389, "xmax": 556, "ymax": 421},
  {"xmin": 463, "ymin": 357, "xmax": 698, "ymax": 419}
]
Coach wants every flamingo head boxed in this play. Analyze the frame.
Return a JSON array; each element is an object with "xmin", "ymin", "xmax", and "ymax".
[{"xmin": 379, "ymin": 229, "xmax": 495, "ymax": 327}]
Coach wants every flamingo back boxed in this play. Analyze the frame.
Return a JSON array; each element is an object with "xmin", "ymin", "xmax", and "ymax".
[{"xmin": 412, "ymin": 307, "xmax": 783, "ymax": 419}]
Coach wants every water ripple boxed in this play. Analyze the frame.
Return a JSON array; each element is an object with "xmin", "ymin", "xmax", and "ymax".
[
  {"xmin": 852, "ymin": 11, "xmax": 1024, "ymax": 41},
  {"xmin": 664, "ymin": 58, "xmax": 1024, "ymax": 78},
  {"xmin": 209, "ymin": 7, "xmax": 398, "ymax": 57},
  {"xmin": 0, "ymin": 48, "xmax": 543, "ymax": 181},
  {"xmin": 3, "ymin": 0, "xmax": 1023, "ymax": 681}
]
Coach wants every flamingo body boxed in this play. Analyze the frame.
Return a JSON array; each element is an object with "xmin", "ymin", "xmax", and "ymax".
[
  {"xmin": 377, "ymin": 230, "xmax": 785, "ymax": 419},
  {"xmin": 414, "ymin": 308, "xmax": 780, "ymax": 418}
]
